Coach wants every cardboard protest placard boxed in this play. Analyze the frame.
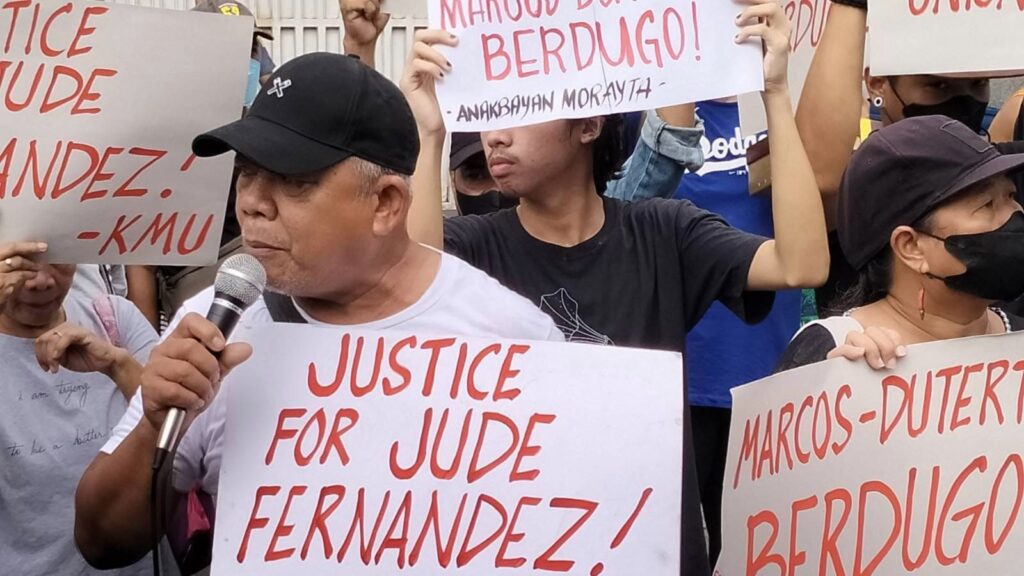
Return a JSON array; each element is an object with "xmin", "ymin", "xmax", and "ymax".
[
  {"xmin": 739, "ymin": 0, "xmax": 830, "ymax": 135},
  {"xmin": 869, "ymin": 0, "xmax": 1024, "ymax": 77},
  {"xmin": 0, "ymin": 1, "xmax": 252, "ymax": 264},
  {"xmin": 428, "ymin": 0, "xmax": 763, "ymax": 132},
  {"xmin": 716, "ymin": 331, "xmax": 1024, "ymax": 575},
  {"xmin": 212, "ymin": 324, "xmax": 685, "ymax": 575}
]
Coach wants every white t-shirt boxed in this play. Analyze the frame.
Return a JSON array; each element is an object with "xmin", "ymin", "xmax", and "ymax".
[{"xmin": 101, "ymin": 252, "xmax": 562, "ymax": 495}]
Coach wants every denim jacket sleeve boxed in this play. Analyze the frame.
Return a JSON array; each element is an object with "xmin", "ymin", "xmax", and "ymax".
[{"xmin": 604, "ymin": 112, "xmax": 705, "ymax": 202}]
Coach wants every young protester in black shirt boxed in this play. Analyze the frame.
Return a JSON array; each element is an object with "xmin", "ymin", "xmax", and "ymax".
[
  {"xmin": 401, "ymin": 1, "xmax": 830, "ymax": 572},
  {"xmin": 777, "ymin": 117, "xmax": 1024, "ymax": 373}
]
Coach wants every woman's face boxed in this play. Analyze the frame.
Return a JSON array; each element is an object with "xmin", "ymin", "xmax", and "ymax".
[{"xmin": 918, "ymin": 175, "xmax": 1022, "ymax": 277}]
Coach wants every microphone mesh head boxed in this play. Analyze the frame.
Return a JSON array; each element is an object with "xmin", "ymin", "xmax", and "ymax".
[{"xmin": 214, "ymin": 254, "xmax": 267, "ymax": 307}]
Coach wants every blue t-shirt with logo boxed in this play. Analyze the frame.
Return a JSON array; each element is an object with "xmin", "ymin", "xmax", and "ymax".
[{"xmin": 676, "ymin": 100, "xmax": 801, "ymax": 408}]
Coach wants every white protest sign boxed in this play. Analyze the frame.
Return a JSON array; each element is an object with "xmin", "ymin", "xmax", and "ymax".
[
  {"xmin": 870, "ymin": 0, "xmax": 1024, "ymax": 76},
  {"xmin": 739, "ymin": 0, "xmax": 830, "ymax": 135},
  {"xmin": 716, "ymin": 331, "xmax": 1024, "ymax": 575},
  {"xmin": 0, "ymin": 1, "xmax": 252, "ymax": 264},
  {"xmin": 429, "ymin": 0, "xmax": 763, "ymax": 132},
  {"xmin": 212, "ymin": 324, "xmax": 685, "ymax": 575}
]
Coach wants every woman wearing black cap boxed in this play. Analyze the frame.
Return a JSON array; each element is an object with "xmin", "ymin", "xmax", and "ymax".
[
  {"xmin": 793, "ymin": 0, "xmax": 1024, "ymax": 316},
  {"xmin": 777, "ymin": 116, "xmax": 1024, "ymax": 372}
]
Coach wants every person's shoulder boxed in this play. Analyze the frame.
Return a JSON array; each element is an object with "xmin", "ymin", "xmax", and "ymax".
[
  {"xmin": 1005, "ymin": 310, "xmax": 1024, "ymax": 332},
  {"xmin": 62, "ymin": 292, "xmax": 145, "ymax": 334},
  {"xmin": 107, "ymin": 294, "xmax": 150, "ymax": 321},
  {"xmin": 775, "ymin": 315, "xmax": 861, "ymax": 373},
  {"xmin": 799, "ymin": 315, "xmax": 862, "ymax": 344},
  {"xmin": 60, "ymin": 289, "xmax": 97, "ymax": 319},
  {"xmin": 444, "ymin": 211, "xmax": 503, "ymax": 248},
  {"xmin": 615, "ymin": 196, "xmax": 724, "ymax": 243},
  {"xmin": 439, "ymin": 251, "xmax": 528, "ymax": 303},
  {"xmin": 439, "ymin": 253, "xmax": 560, "ymax": 340},
  {"xmin": 445, "ymin": 209, "xmax": 516, "ymax": 234},
  {"xmin": 618, "ymin": 196, "xmax": 707, "ymax": 220},
  {"xmin": 444, "ymin": 209, "xmax": 523, "ymax": 260},
  {"xmin": 450, "ymin": 208, "xmax": 519, "ymax": 225},
  {"xmin": 59, "ymin": 293, "xmax": 115, "ymax": 342},
  {"xmin": 107, "ymin": 295, "xmax": 160, "ymax": 345}
]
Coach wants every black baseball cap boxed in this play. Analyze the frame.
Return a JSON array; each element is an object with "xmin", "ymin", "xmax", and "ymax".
[
  {"xmin": 192, "ymin": 0, "xmax": 273, "ymax": 40},
  {"xmin": 450, "ymin": 132, "xmax": 483, "ymax": 170},
  {"xmin": 192, "ymin": 52, "xmax": 420, "ymax": 175},
  {"xmin": 839, "ymin": 115, "xmax": 1024, "ymax": 270}
]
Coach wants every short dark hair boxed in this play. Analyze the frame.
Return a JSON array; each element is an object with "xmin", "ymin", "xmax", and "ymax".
[{"xmin": 592, "ymin": 114, "xmax": 627, "ymax": 194}]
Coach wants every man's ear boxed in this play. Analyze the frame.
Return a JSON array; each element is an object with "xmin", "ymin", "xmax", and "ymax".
[{"xmin": 370, "ymin": 175, "xmax": 411, "ymax": 237}]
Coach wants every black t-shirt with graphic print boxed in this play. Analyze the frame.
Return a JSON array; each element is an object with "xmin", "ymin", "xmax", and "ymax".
[
  {"xmin": 444, "ymin": 196, "xmax": 772, "ymax": 350},
  {"xmin": 444, "ymin": 195, "xmax": 773, "ymax": 576}
]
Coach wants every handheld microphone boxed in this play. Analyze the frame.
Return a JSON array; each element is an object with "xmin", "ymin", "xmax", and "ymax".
[{"xmin": 153, "ymin": 253, "xmax": 266, "ymax": 470}]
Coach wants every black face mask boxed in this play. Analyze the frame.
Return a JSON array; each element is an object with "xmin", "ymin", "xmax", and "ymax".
[
  {"xmin": 894, "ymin": 90, "xmax": 988, "ymax": 134},
  {"xmin": 920, "ymin": 211, "xmax": 1024, "ymax": 302},
  {"xmin": 455, "ymin": 190, "xmax": 519, "ymax": 216}
]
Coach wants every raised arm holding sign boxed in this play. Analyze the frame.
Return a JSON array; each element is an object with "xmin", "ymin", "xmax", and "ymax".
[{"xmin": 794, "ymin": 1, "xmax": 864, "ymax": 200}]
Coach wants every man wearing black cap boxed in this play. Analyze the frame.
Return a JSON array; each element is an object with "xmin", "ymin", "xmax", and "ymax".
[{"xmin": 74, "ymin": 52, "xmax": 562, "ymax": 570}]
